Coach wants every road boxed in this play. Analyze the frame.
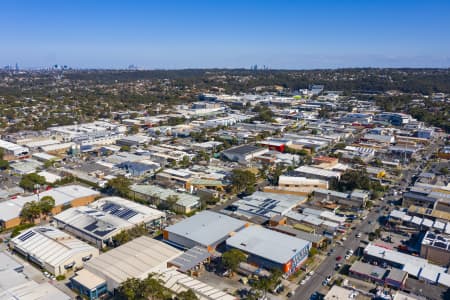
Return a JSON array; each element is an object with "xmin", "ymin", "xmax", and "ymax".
[
  {"xmin": 291, "ymin": 137, "xmax": 443, "ymax": 300},
  {"xmin": 292, "ymin": 208, "xmax": 379, "ymax": 300}
]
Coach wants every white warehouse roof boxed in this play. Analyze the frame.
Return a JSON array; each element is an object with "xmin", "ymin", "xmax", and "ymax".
[
  {"xmin": 226, "ymin": 225, "xmax": 311, "ymax": 265},
  {"xmin": 165, "ymin": 211, "xmax": 247, "ymax": 248},
  {"xmin": 10, "ymin": 226, "xmax": 98, "ymax": 270},
  {"xmin": 83, "ymin": 236, "xmax": 181, "ymax": 290}
]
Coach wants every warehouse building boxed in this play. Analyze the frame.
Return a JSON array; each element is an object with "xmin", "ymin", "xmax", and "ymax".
[
  {"xmin": 70, "ymin": 236, "xmax": 181, "ymax": 298},
  {"xmin": 163, "ymin": 211, "xmax": 248, "ymax": 251},
  {"xmin": 0, "ymin": 184, "xmax": 100, "ymax": 229},
  {"xmin": 53, "ymin": 196, "xmax": 165, "ymax": 248},
  {"xmin": 0, "ymin": 139, "xmax": 29, "ymax": 160},
  {"xmin": 9, "ymin": 226, "xmax": 99, "ymax": 276},
  {"xmin": 221, "ymin": 144, "xmax": 269, "ymax": 164},
  {"xmin": 420, "ymin": 231, "xmax": 450, "ymax": 266},
  {"xmin": 231, "ymin": 191, "xmax": 305, "ymax": 220},
  {"xmin": 293, "ymin": 166, "xmax": 341, "ymax": 182},
  {"xmin": 226, "ymin": 225, "xmax": 311, "ymax": 274},
  {"xmin": 313, "ymin": 188, "xmax": 369, "ymax": 208},
  {"xmin": 0, "ymin": 267, "xmax": 71, "ymax": 300},
  {"xmin": 130, "ymin": 184, "xmax": 200, "ymax": 214}
]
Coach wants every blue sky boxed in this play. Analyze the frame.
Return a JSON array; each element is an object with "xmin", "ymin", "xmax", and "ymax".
[{"xmin": 1, "ymin": 0, "xmax": 450, "ymax": 69}]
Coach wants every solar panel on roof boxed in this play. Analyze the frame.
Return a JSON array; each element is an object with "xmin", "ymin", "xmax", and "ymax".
[
  {"xmin": 94, "ymin": 228, "xmax": 115, "ymax": 237},
  {"xmin": 84, "ymin": 222, "xmax": 98, "ymax": 232},
  {"xmin": 18, "ymin": 231, "xmax": 36, "ymax": 242},
  {"xmin": 434, "ymin": 241, "xmax": 447, "ymax": 249}
]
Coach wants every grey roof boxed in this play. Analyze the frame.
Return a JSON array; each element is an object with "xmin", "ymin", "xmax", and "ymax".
[
  {"xmin": 272, "ymin": 225, "xmax": 324, "ymax": 243},
  {"xmin": 0, "ymin": 252, "xmax": 23, "ymax": 272},
  {"xmin": 403, "ymin": 192, "xmax": 436, "ymax": 203},
  {"xmin": 222, "ymin": 144, "xmax": 261, "ymax": 156},
  {"xmin": 165, "ymin": 211, "xmax": 247, "ymax": 247},
  {"xmin": 350, "ymin": 261, "xmax": 385, "ymax": 280},
  {"xmin": 226, "ymin": 225, "xmax": 311, "ymax": 264},
  {"xmin": 169, "ymin": 246, "xmax": 211, "ymax": 273},
  {"xmin": 386, "ymin": 268, "xmax": 407, "ymax": 282}
]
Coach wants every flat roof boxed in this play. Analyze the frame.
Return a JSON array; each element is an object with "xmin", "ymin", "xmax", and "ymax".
[
  {"xmin": 226, "ymin": 225, "xmax": 310, "ymax": 264},
  {"xmin": 131, "ymin": 184, "xmax": 199, "ymax": 208},
  {"xmin": 0, "ymin": 252, "xmax": 23, "ymax": 272},
  {"xmin": 165, "ymin": 211, "xmax": 247, "ymax": 247},
  {"xmin": 72, "ymin": 268, "xmax": 106, "ymax": 290},
  {"xmin": 294, "ymin": 166, "xmax": 341, "ymax": 178},
  {"xmin": 169, "ymin": 246, "xmax": 212, "ymax": 273}
]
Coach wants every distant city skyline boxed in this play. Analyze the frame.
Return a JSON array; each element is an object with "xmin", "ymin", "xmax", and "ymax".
[{"xmin": 2, "ymin": 0, "xmax": 450, "ymax": 69}]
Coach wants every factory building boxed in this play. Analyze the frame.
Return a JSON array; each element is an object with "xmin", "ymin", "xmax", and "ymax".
[
  {"xmin": 9, "ymin": 226, "xmax": 99, "ymax": 276},
  {"xmin": 226, "ymin": 225, "xmax": 311, "ymax": 274},
  {"xmin": 163, "ymin": 211, "xmax": 248, "ymax": 251}
]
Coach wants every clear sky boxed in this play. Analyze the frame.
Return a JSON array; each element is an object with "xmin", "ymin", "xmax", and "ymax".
[{"xmin": 1, "ymin": 0, "xmax": 450, "ymax": 69}]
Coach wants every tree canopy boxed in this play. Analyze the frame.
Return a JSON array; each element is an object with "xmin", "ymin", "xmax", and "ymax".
[
  {"xmin": 221, "ymin": 249, "xmax": 247, "ymax": 274},
  {"xmin": 19, "ymin": 173, "xmax": 46, "ymax": 191},
  {"xmin": 104, "ymin": 176, "xmax": 132, "ymax": 197},
  {"xmin": 230, "ymin": 169, "xmax": 256, "ymax": 195}
]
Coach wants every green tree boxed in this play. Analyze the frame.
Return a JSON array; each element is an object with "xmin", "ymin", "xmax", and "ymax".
[
  {"xmin": 251, "ymin": 269, "xmax": 283, "ymax": 298},
  {"xmin": 20, "ymin": 201, "xmax": 41, "ymax": 223},
  {"xmin": 117, "ymin": 277, "xmax": 142, "ymax": 300},
  {"xmin": 39, "ymin": 196, "xmax": 55, "ymax": 215},
  {"xmin": 176, "ymin": 289, "xmax": 198, "ymax": 300},
  {"xmin": 230, "ymin": 169, "xmax": 256, "ymax": 195},
  {"xmin": 308, "ymin": 247, "xmax": 318, "ymax": 258},
  {"xmin": 19, "ymin": 173, "xmax": 46, "ymax": 191},
  {"xmin": 0, "ymin": 159, "xmax": 8, "ymax": 170},
  {"xmin": 104, "ymin": 176, "xmax": 132, "ymax": 197},
  {"xmin": 222, "ymin": 249, "xmax": 247, "ymax": 274},
  {"xmin": 129, "ymin": 124, "xmax": 140, "ymax": 134}
]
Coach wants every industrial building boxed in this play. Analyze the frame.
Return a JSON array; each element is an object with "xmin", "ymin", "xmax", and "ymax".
[
  {"xmin": 130, "ymin": 184, "xmax": 200, "ymax": 214},
  {"xmin": 226, "ymin": 225, "xmax": 311, "ymax": 274},
  {"xmin": 0, "ymin": 184, "xmax": 100, "ymax": 229},
  {"xmin": 221, "ymin": 144, "xmax": 269, "ymax": 164},
  {"xmin": 349, "ymin": 261, "xmax": 408, "ymax": 289},
  {"xmin": 53, "ymin": 196, "xmax": 165, "ymax": 248},
  {"xmin": 313, "ymin": 188, "xmax": 369, "ymax": 208},
  {"xmin": 293, "ymin": 166, "xmax": 341, "ymax": 182},
  {"xmin": 9, "ymin": 226, "xmax": 99, "ymax": 276},
  {"xmin": 420, "ymin": 231, "xmax": 450, "ymax": 265},
  {"xmin": 159, "ymin": 268, "xmax": 237, "ymax": 300},
  {"xmin": 363, "ymin": 244, "xmax": 448, "ymax": 283},
  {"xmin": 0, "ymin": 252, "xmax": 71, "ymax": 300},
  {"xmin": 231, "ymin": 191, "xmax": 306, "ymax": 220},
  {"xmin": 0, "ymin": 139, "xmax": 29, "ymax": 160},
  {"xmin": 163, "ymin": 211, "xmax": 248, "ymax": 251},
  {"xmin": 70, "ymin": 236, "xmax": 181, "ymax": 298}
]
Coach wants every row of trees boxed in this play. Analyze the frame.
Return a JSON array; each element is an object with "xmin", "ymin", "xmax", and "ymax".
[
  {"xmin": 332, "ymin": 168, "xmax": 385, "ymax": 197},
  {"xmin": 117, "ymin": 274, "xmax": 198, "ymax": 300},
  {"xmin": 19, "ymin": 196, "xmax": 55, "ymax": 223},
  {"xmin": 112, "ymin": 224, "xmax": 148, "ymax": 247}
]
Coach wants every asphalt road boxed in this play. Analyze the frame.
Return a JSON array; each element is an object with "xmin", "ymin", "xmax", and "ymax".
[
  {"xmin": 292, "ymin": 209, "xmax": 379, "ymax": 300},
  {"xmin": 291, "ymin": 138, "xmax": 443, "ymax": 300}
]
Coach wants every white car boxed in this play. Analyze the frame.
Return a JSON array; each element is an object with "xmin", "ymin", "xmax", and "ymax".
[
  {"xmin": 308, "ymin": 271, "xmax": 315, "ymax": 276},
  {"xmin": 342, "ymin": 237, "xmax": 347, "ymax": 241},
  {"xmin": 300, "ymin": 280, "xmax": 306, "ymax": 285}
]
